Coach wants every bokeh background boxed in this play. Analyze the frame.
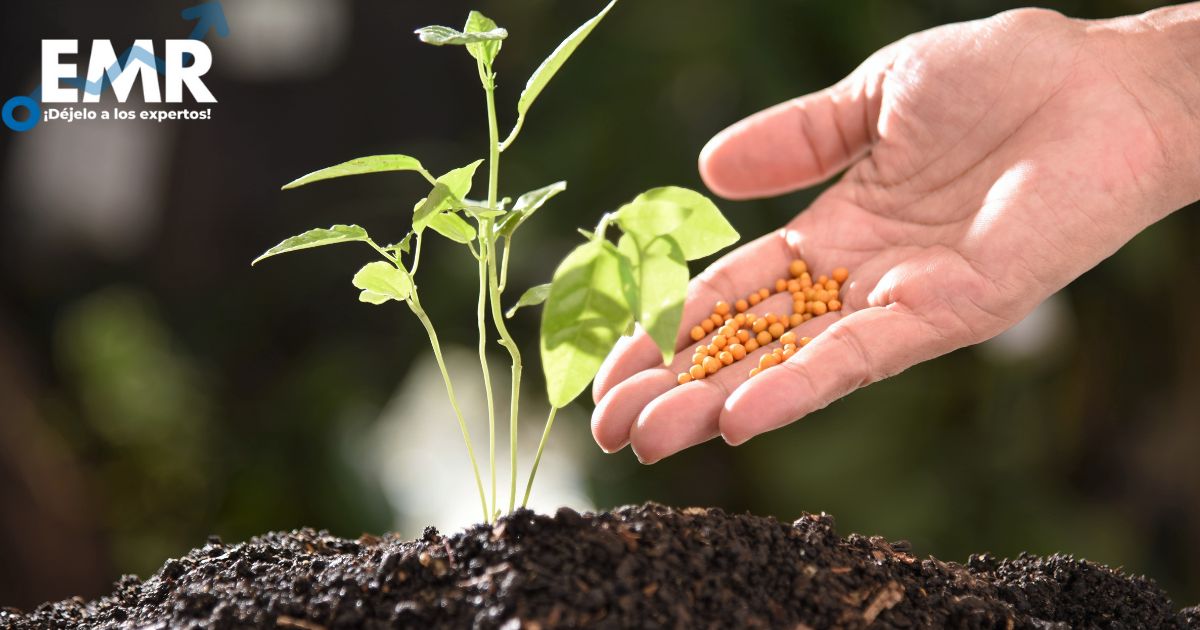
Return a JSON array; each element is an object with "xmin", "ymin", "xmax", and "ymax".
[{"xmin": 1, "ymin": 0, "xmax": 1197, "ymax": 611}]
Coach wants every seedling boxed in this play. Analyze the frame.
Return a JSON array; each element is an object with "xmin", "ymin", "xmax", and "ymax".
[{"xmin": 254, "ymin": 1, "xmax": 739, "ymax": 521}]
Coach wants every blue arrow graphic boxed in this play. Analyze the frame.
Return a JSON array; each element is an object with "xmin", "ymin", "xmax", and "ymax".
[
  {"xmin": 2, "ymin": 1, "xmax": 228, "ymax": 132},
  {"xmin": 183, "ymin": 2, "xmax": 231, "ymax": 40}
]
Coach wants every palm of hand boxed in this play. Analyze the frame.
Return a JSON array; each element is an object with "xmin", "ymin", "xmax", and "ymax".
[{"xmin": 590, "ymin": 9, "xmax": 1171, "ymax": 463}]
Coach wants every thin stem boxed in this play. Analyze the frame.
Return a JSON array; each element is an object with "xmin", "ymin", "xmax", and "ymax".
[
  {"xmin": 498, "ymin": 114, "xmax": 524, "ymax": 153},
  {"xmin": 594, "ymin": 211, "xmax": 618, "ymax": 242},
  {"xmin": 365, "ymin": 239, "xmax": 398, "ymax": 264},
  {"xmin": 497, "ymin": 237, "xmax": 512, "ymax": 293},
  {"xmin": 487, "ymin": 242, "xmax": 522, "ymax": 513},
  {"xmin": 521, "ymin": 406, "xmax": 558, "ymax": 508},
  {"xmin": 484, "ymin": 72, "xmax": 500, "ymax": 209},
  {"xmin": 411, "ymin": 233, "xmax": 425, "ymax": 276},
  {"xmin": 407, "ymin": 293, "xmax": 488, "ymax": 521},
  {"xmin": 482, "ymin": 64, "xmax": 522, "ymax": 514},
  {"xmin": 476, "ymin": 230, "xmax": 498, "ymax": 520}
]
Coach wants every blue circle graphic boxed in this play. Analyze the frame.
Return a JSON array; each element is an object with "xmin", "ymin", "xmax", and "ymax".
[{"xmin": 2, "ymin": 95, "xmax": 40, "ymax": 132}]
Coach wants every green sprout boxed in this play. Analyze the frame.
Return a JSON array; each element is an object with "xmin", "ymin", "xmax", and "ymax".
[{"xmin": 254, "ymin": 1, "xmax": 739, "ymax": 521}]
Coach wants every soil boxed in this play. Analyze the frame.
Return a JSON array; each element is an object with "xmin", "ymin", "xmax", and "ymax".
[{"xmin": 2, "ymin": 503, "xmax": 1196, "ymax": 629}]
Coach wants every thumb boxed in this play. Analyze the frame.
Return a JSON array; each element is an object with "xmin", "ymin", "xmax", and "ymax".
[{"xmin": 699, "ymin": 53, "xmax": 889, "ymax": 200}]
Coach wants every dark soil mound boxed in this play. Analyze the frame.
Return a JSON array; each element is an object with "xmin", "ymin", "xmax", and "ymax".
[{"xmin": 2, "ymin": 503, "xmax": 1195, "ymax": 629}]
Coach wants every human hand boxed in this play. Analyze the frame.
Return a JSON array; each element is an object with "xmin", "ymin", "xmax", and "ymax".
[{"xmin": 590, "ymin": 6, "xmax": 1200, "ymax": 463}]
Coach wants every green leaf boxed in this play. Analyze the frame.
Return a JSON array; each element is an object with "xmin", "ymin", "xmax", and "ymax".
[
  {"xmin": 384, "ymin": 233, "xmax": 414, "ymax": 255},
  {"xmin": 412, "ymin": 160, "xmax": 484, "ymax": 232},
  {"xmin": 438, "ymin": 159, "xmax": 485, "ymax": 200},
  {"xmin": 464, "ymin": 11, "xmax": 503, "ymax": 66},
  {"xmin": 497, "ymin": 181, "xmax": 567, "ymax": 237},
  {"xmin": 616, "ymin": 199, "xmax": 691, "ymax": 238},
  {"xmin": 428, "ymin": 212, "xmax": 477, "ymax": 243},
  {"xmin": 461, "ymin": 205, "xmax": 506, "ymax": 219},
  {"xmin": 514, "ymin": 181, "xmax": 568, "ymax": 214},
  {"xmin": 609, "ymin": 239, "xmax": 640, "ymax": 322},
  {"xmin": 282, "ymin": 155, "xmax": 430, "ymax": 190},
  {"xmin": 516, "ymin": 0, "xmax": 617, "ymax": 122},
  {"xmin": 253, "ymin": 225, "xmax": 370, "ymax": 265},
  {"xmin": 415, "ymin": 25, "xmax": 508, "ymax": 47},
  {"xmin": 352, "ymin": 261, "xmax": 412, "ymax": 305},
  {"xmin": 506, "ymin": 283, "xmax": 551, "ymax": 318},
  {"xmin": 618, "ymin": 233, "xmax": 688, "ymax": 362},
  {"xmin": 540, "ymin": 240, "xmax": 632, "ymax": 407},
  {"xmin": 495, "ymin": 213, "xmax": 520, "ymax": 238},
  {"xmin": 462, "ymin": 196, "xmax": 509, "ymax": 211},
  {"xmin": 412, "ymin": 186, "xmax": 453, "ymax": 234},
  {"xmin": 628, "ymin": 187, "xmax": 738, "ymax": 260}
]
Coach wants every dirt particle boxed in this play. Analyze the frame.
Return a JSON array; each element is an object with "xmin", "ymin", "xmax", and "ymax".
[
  {"xmin": 276, "ymin": 615, "xmax": 325, "ymax": 630},
  {"xmin": 862, "ymin": 581, "xmax": 904, "ymax": 624}
]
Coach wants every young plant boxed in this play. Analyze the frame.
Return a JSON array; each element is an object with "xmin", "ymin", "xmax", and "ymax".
[{"xmin": 254, "ymin": 1, "xmax": 739, "ymax": 521}]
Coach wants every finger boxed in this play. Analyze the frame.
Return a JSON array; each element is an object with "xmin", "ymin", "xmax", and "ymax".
[
  {"xmin": 699, "ymin": 57, "xmax": 887, "ymax": 200},
  {"xmin": 592, "ymin": 230, "xmax": 797, "ymax": 403},
  {"xmin": 592, "ymin": 332, "xmax": 658, "ymax": 404},
  {"xmin": 719, "ymin": 305, "xmax": 953, "ymax": 446},
  {"xmin": 629, "ymin": 382, "xmax": 723, "ymax": 464},
  {"xmin": 591, "ymin": 368, "xmax": 676, "ymax": 453},
  {"xmin": 630, "ymin": 299, "xmax": 844, "ymax": 464},
  {"xmin": 595, "ymin": 288, "xmax": 800, "ymax": 455}
]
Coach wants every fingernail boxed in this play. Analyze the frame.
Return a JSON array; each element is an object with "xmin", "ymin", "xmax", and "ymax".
[
  {"xmin": 631, "ymin": 447, "xmax": 657, "ymax": 465},
  {"xmin": 599, "ymin": 441, "xmax": 628, "ymax": 455}
]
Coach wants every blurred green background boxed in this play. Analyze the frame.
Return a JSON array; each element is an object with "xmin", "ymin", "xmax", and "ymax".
[{"xmin": 1, "ymin": 0, "xmax": 1197, "ymax": 610}]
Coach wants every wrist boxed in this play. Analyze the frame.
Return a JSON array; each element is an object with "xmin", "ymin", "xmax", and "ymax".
[{"xmin": 1090, "ymin": 4, "xmax": 1200, "ymax": 213}]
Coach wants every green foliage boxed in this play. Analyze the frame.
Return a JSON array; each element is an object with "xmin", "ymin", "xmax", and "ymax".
[
  {"xmin": 384, "ymin": 233, "xmax": 414, "ymax": 255},
  {"xmin": 497, "ymin": 181, "xmax": 567, "ymax": 238},
  {"xmin": 538, "ymin": 185, "xmax": 736, "ymax": 400},
  {"xmin": 255, "ymin": 0, "xmax": 740, "ymax": 519},
  {"xmin": 413, "ymin": 160, "xmax": 484, "ymax": 232},
  {"xmin": 464, "ymin": 11, "xmax": 503, "ymax": 66},
  {"xmin": 540, "ymin": 241, "xmax": 633, "ymax": 408},
  {"xmin": 506, "ymin": 283, "xmax": 551, "ymax": 318},
  {"xmin": 616, "ymin": 199, "xmax": 690, "ymax": 237},
  {"xmin": 504, "ymin": 0, "xmax": 619, "ymax": 148},
  {"xmin": 281, "ymin": 155, "xmax": 431, "ymax": 190},
  {"xmin": 252, "ymin": 225, "xmax": 371, "ymax": 265},
  {"xmin": 621, "ymin": 186, "xmax": 739, "ymax": 260},
  {"xmin": 461, "ymin": 205, "xmax": 506, "ymax": 219},
  {"xmin": 415, "ymin": 24, "xmax": 508, "ymax": 47},
  {"xmin": 428, "ymin": 213, "xmax": 477, "ymax": 244},
  {"xmin": 353, "ymin": 261, "xmax": 413, "ymax": 305},
  {"xmin": 436, "ymin": 160, "xmax": 485, "ymax": 200},
  {"xmin": 617, "ymin": 233, "xmax": 688, "ymax": 362},
  {"xmin": 412, "ymin": 186, "xmax": 453, "ymax": 233}
]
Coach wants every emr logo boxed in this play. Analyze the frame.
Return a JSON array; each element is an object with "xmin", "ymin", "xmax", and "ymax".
[{"xmin": 2, "ymin": 1, "xmax": 228, "ymax": 132}]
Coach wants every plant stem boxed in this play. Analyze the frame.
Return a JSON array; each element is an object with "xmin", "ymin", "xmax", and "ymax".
[
  {"xmin": 408, "ymin": 292, "xmax": 489, "ymax": 521},
  {"xmin": 594, "ymin": 211, "xmax": 618, "ymax": 242},
  {"xmin": 487, "ymin": 242, "xmax": 521, "ymax": 513},
  {"xmin": 499, "ymin": 114, "xmax": 524, "ymax": 153},
  {"xmin": 498, "ymin": 237, "xmax": 512, "ymax": 292},
  {"xmin": 521, "ymin": 406, "xmax": 558, "ymax": 508},
  {"xmin": 411, "ymin": 233, "xmax": 424, "ymax": 276},
  {"xmin": 483, "ymin": 63, "xmax": 522, "ymax": 514},
  {"xmin": 476, "ymin": 232, "xmax": 498, "ymax": 520},
  {"xmin": 484, "ymin": 69, "xmax": 500, "ymax": 209}
]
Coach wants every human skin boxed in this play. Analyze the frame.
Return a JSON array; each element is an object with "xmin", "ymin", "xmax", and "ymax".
[{"xmin": 590, "ymin": 4, "xmax": 1200, "ymax": 463}]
